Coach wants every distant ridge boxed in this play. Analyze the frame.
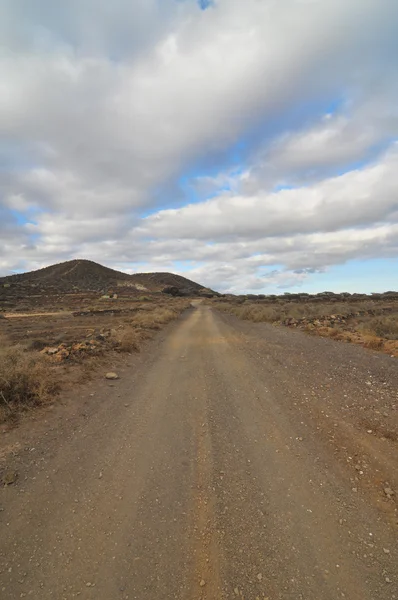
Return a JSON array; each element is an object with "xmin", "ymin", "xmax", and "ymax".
[{"xmin": 0, "ymin": 259, "xmax": 207, "ymax": 294}]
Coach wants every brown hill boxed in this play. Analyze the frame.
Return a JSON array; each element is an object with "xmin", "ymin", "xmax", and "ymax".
[
  {"xmin": 129, "ymin": 272, "xmax": 205, "ymax": 293},
  {"xmin": 0, "ymin": 259, "xmax": 207, "ymax": 294}
]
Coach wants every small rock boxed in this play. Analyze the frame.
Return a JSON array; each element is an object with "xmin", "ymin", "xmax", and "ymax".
[
  {"xmin": 383, "ymin": 548, "xmax": 390, "ymax": 554},
  {"xmin": 257, "ymin": 573, "xmax": 263, "ymax": 581},
  {"xmin": 384, "ymin": 486, "xmax": 395, "ymax": 498},
  {"xmin": 46, "ymin": 347, "xmax": 59, "ymax": 355},
  {"xmin": 199, "ymin": 579, "xmax": 206, "ymax": 587},
  {"xmin": 105, "ymin": 372, "xmax": 119, "ymax": 380},
  {"xmin": 1, "ymin": 470, "xmax": 18, "ymax": 486}
]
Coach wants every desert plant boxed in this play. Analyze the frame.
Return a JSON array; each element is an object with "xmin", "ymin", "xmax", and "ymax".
[
  {"xmin": 117, "ymin": 329, "xmax": 141, "ymax": 353},
  {"xmin": 0, "ymin": 346, "xmax": 60, "ymax": 421},
  {"xmin": 359, "ymin": 316, "xmax": 398, "ymax": 340}
]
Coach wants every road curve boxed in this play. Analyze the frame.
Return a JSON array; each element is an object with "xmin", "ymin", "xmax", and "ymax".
[{"xmin": 0, "ymin": 304, "xmax": 397, "ymax": 599}]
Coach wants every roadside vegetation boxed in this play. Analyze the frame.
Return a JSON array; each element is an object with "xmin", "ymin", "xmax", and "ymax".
[
  {"xmin": 0, "ymin": 299, "xmax": 191, "ymax": 424},
  {"xmin": 213, "ymin": 298, "xmax": 398, "ymax": 357},
  {"xmin": 0, "ymin": 343, "xmax": 60, "ymax": 423}
]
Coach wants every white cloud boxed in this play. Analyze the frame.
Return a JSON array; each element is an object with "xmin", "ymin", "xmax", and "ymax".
[
  {"xmin": 0, "ymin": 0, "xmax": 397, "ymax": 292},
  {"xmin": 140, "ymin": 147, "xmax": 398, "ymax": 240}
]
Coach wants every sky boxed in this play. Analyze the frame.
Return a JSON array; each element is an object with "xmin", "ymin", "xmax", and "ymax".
[{"xmin": 1, "ymin": 0, "xmax": 398, "ymax": 294}]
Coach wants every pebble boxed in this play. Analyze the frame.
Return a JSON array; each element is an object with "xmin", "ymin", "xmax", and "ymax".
[
  {"xmin": 105, "ymin": 372, "xmax": 119, "ymax": 380},
  {"xmin": 384, "ymin": 486, "xmax": 395, "ymax": 498},
  {"xmin": 199, "ymin": 579, "xmax": 206, "ymax": 587},
  {"xmin": 257, "ymin": 573, "xmax": 263, "ymax": 581},
  {"xmin": 1, "ymin": 470, "xmax": 18, "ymax": 486}
]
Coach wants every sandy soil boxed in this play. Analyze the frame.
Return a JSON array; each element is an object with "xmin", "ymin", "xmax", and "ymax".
[{"xmin": 0, "ymin": 304, "xmax": 397, "ymax": 599}]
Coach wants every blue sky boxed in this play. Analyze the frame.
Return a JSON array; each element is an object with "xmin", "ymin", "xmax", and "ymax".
[{"xmin": 0, "ymin": 0, "xmax": 397, "ymax": 293}]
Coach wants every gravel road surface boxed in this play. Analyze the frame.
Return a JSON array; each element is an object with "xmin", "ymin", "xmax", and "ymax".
[{"xmin": 1, "ymin": 304, "xmax": 397, "ymax": 599}]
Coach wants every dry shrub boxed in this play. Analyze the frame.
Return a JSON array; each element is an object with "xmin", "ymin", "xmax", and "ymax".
[
  {"xmin": 131, "ymin": 307, "xmax": 179, "ymax": 329},
  {"xmin": 118, "ymin": 329, "xmax": 141, "ymax": 353},
  {"xmin": 328, "ymin": 328, "xmax": 341, "ymax": 338},
  {"xmin": 363, "ymin": 337, "xmax": 384, "ymax": 350},
  {"xmin": 131, "ymin": 312, "xmax": 161, "ymax": 329},
  {"xmin": 218, "ymin": 303, "xmax": 283, "ymax": 323},
  {"xmin": 0, "ymin": 346, "xmax": 60, "ymax": 421},
  {"xmin": 358, "ymin": 316, "xmax": 398, "ymax": 340},
  {"xmin": 28, "ymin": 339, "xmax": 49, "ymax": 351}
]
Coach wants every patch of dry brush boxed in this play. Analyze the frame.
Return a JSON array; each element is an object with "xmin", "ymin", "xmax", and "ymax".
[
  {"xmin": 115, "ymin": 303, "xmax": 190, "ymax": 351},
  {"xmin": 0, "ymin": 299, "xmax": 191, "ymax": 422},
  {"xmin": 214, "ymin": 300, "xmax": 398, "ymax": 357},
  {"xmin": 0, "ymin": 345, "xmax": 60, "ymax": 422}
]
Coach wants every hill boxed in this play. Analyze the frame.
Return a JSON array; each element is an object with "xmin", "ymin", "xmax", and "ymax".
[
  {"xmin": 0, "ymin": 259, "xmax": 207, "ymax": 295},
  {"xmin": 128, "ymin": 272, "xmax": 205, "ymax": 293}
]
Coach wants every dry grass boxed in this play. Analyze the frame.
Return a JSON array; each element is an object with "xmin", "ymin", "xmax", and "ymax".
[
  {"xmin": 110, "ymin": 301, "xmax": 190, "ymax": 352},
  {"xmin": 117, "ymin": 329, "xmax": 142, "ymax": 353},
  {"xmin": 214, "ymin": 300, "xmax": 382, "ymax": 323},
  {"xmin": 0, "ymin": 345, "xmax": 60, "ymax": 422},
  {"xmin": 130, "ymin": 305, "xmax": 187, "ymax": 330},
  {"xmin": 213, "ymin": 300, "xmax": 398, "ymax": 357},
  {"xmin": 0, "ymin": 298, "xmax": 191, "ymax": 422},
  {"xmin": 357, "ymin": 316, "xmax": 398, "ymax": 340}
]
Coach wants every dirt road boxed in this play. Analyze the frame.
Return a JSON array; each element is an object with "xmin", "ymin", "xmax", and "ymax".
[{"xmin": 1, "ymin": 304, "xmax": 397, "ymax": 599}]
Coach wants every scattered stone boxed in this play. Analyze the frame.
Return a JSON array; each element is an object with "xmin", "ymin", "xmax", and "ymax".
[
  {"xmin": 257, "ymin": 573, "xmax": 263, "ymax": 581},
  {"xmin": 1, "ymin": 470, "xmax": 18, "ymax": 486},
  {"xmin": 384, "ymin": 486, "xmax": 395, "ymax": 499},
  {"xmin": 199, "ymin": 579, "xmax": 206, "ymax": 587},
  {"xmin": 105, "ymin": 372, "xmax": 119, "ymax": 380},
  {"xmin": 383, "ymin": 548, "xmax": 390, "ymax": 554},
  {"xmin": 46, "ymin": 347, "xmax": 59, "ymax": 355}
]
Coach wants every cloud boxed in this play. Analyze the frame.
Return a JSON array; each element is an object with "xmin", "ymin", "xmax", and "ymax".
[
  {"xmin": 140, "ymin": 147, "xmax": 398, "ymax": 240},
  {"xmin": 0, "ymin": 0, "xmax": 397, "ymax": 292}
]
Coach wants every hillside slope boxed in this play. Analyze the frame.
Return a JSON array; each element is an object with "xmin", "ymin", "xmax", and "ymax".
[
  {"xmin": 128, "ymin": 272, "xmax": 204, "ymax": 293},
  {"xmin": 0, "ymin": 259, "xmax": 206, "ymax": 294}
]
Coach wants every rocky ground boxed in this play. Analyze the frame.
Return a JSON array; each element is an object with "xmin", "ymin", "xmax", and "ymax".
[
  {"xmin": 214, "ymin": 299, "xmax": 398, "ymax": 358},
  {"xmin": 0, "ymin": 304, "xmax": 397, "ymax": 599}
]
